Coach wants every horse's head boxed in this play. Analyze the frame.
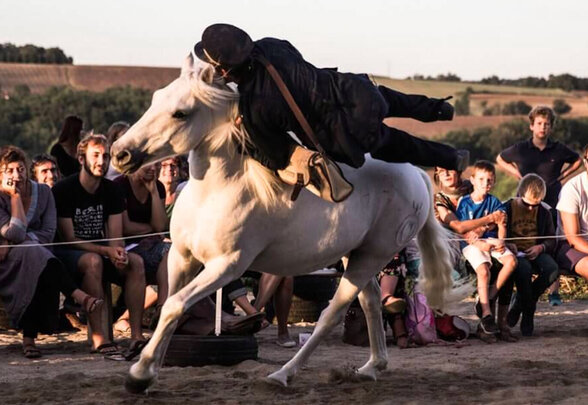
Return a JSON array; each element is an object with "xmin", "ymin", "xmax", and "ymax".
[{"xmin": 111, "ymin": 54, "xmax": 237, "ymax": 174}]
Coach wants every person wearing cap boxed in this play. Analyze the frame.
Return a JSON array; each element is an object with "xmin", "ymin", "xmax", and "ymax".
[{"xmin": 193, "ymin": 24, "xmax": 469, "ymax": 191}]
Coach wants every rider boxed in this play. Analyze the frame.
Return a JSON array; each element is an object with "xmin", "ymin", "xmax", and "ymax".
[{"xmin": 194, "ymin": 24, "xmax": 469, "ymax": 197}]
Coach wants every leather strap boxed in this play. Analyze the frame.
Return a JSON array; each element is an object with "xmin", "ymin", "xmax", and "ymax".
[{"xmin": 256, "ymin": 54, "xmax": 327, "ymax": 156}]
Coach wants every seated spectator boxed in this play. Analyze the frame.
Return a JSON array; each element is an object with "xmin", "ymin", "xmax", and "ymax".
[
  {"xmin": 455, "ymin": 161, "xmax": 517, "ymax": 341},
  {"xmin": 555, "ymin": 144, "xmax": 588, "ymax": 283},
  {"xmin": 52, "ymin": 133, "xmax": 146, "ymax": 359},
  {"xmin": 0, "ymin": 146, "xmax": 102, "ymax": 358},
  {"xmin": 30, "ymin": 154, "xmax": 60, "ymax": 188},
  {"xmin": 503, "ymin": 174, "xmax": 558, "ymax": 336},
  {"xmin": 50, "ymin": 115, "xmax": 83, "ymax": 177},
  {"xmin": 158, "ymin": 156, "xmax": 187, "ymax": 219},
  {"xmin": 113, "ymin": 162, "xmax": 170, "ymax": 332},
  {"xmin": 105, "ymin": 121, "xmax": 130, "ymax": 180},
  {"xmin": 434, "ymin": 166, "xmax": 504, "ymax": 236}
]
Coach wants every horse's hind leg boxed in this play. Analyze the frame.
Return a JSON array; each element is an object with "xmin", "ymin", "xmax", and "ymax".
[
  {"xmin": 267, "ymin": 254, "xmax": 382, "ymax": 386},
  {"xmin": 356, "ymin": 277, "xmax": 388, "ymax": 380},
  {"xmin": 126, "ymin": 245, "xmax": 199, "ymax": 393}
]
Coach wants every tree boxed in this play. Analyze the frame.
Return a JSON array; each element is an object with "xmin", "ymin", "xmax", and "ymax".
[{"xmin": 553, "ymin": 99, "xmax": 572, "ymax": 115}]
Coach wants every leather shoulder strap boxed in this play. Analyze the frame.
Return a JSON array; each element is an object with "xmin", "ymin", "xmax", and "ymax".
[{"xmin": 256, "ymin": 54, "xmax": 326, "ymax": 156}]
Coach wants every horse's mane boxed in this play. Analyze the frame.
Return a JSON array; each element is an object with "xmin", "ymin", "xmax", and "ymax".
[{"xmin": 188, "ymin": 62, "xmax": 285, "ymax": 209}]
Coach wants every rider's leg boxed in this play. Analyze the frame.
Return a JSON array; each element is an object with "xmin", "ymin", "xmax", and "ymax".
[
  {"xmin": 377, "ymin": 85, "xmax": 454, "ymax": 122},
  {"xmin": 369, "ymin": 124, "xmax": 469, "ymax": 171}
]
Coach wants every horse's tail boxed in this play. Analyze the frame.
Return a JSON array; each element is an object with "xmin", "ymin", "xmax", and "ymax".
[{"xmin": 415, "ymin": 170, "xmax": 471, "ymax": 311}]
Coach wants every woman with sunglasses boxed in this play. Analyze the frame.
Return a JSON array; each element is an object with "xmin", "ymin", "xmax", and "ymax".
[{"xmin": 502, "ymin": 174, "xmax": 558, "ymax": 336}]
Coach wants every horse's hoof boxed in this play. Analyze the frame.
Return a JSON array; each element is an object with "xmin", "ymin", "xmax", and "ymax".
[
  {"xmin": 124, "ymin": 374, "xmax": 153, "ymax": 394},
  {"xmin": 266, "ymin": 371, "xmax": 289, "ymax": 387},
  {"xmin": 356, "ymin": 367, "xmax": 378, "ymax": 381}
]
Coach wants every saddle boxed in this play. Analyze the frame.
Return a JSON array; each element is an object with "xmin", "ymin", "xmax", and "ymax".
[{"xmin": 277, "ymin": 145, "xmax": 353, "ymax": 203}]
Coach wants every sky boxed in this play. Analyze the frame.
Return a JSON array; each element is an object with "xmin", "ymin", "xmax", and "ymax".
[{"xmin": 2, "ymin": 0, "xmax": 588, "ymax": 80}]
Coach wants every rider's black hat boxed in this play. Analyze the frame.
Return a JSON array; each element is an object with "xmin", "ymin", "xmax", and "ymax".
[{"xmin": 194, "ymin": 24, "xmax": 254, "ymax": 69}]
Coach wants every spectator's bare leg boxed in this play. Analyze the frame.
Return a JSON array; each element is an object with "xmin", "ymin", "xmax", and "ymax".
[
  {"xmin": 489, "ymin": 255, "xmax": 517, "ymax": 300},
  {"xmin": 156, "ymin": 251, "xmax": 169, "ymax": 305},
  {"xmin": 122, "ymin": 253, "xmax": 146, "ymax": 342},
  {"xmin": 254, "ymin": 273, "xmax": 284, "ymax": 311},
  {"xmin": 274, "ymin": 276, "xmax": 293, "ymax": 342},
  {"xmin": 78, "ymin": 253, "xmax": 107, "ymax": 349},
  {"xmin": 233, "ymin": 295, "xmax": 258, "ymax": 315},
  {"xmin": 475, "ymin": 263, "xmax": 492, "ymax": 317}
]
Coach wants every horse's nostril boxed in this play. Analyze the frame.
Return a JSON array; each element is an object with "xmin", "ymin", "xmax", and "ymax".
[{"xmin": 116, "ymin": 150, "xmax": 132, "ymax": 165}]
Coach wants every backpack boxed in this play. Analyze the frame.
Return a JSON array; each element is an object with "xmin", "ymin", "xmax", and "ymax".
[
  {"xmin": 435, "ymin": 314, "xmax": 470, "ymax": 341},
  {"xmin": 404, "ymin": 290, "xmax": 438, "ymax": 345}
]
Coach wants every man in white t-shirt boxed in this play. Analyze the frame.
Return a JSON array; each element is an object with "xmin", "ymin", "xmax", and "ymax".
[{"xmin": 556, "ymin": 145, "xmax": 588, "ymax": 279}]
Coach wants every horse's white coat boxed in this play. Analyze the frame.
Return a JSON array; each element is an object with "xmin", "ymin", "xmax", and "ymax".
[{"xmin": 111, "ymin": 56, "xmax": 456, "ymax": 391}]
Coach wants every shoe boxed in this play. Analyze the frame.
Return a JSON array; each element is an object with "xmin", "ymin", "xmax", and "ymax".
[
  {"xmin": 476, "ymin": 324, "xmax": 497, "ymax": 344},
  {"xmin": 520, "ymin": 309, "xmax": 535, "ymax": 337},
  {"xmin": 548, "ymin": 293, "xmax": 562, "ymax": 306},
  {"xmin": 506, "ymin": 294, "xmax": 522, "ymax": 328},
  {"xmin": 276, "ymin": 336, "xmax": 297, "ymax": 348},
  {"xmin": 455, "ymin": 149, "xmax": 470, "ymax": 172},
  {"xmin": 221, "ymin": 312, "xmax": 266, "ymax": 335},
  {"xmin": 23, "ymin": 344, "xmax": 42, "ymax": 359},
  {"xmin": 438, "ymin": 101, "xmax": 454, "ymax": 121},
  {"xmin": 82, "ymin": 295, "xmax": 104, "ymax": 314},
  {"xmin": 480, "ymin": 315, "xmax": 500, "ymax": 335},
  {"xmin": 123, "ymin": 339, "xmax": 149, "ymax": 361},
  {"xmin": 382, "ymin": 295, "xmax": 407, "ymax": 314},
  {"xmin": 91, "ymin": 342, "xmax": 125, "ymax": 361}
]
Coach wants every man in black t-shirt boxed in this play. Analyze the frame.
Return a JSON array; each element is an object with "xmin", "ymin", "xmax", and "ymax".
[
  {"xmin": 53, "ymin": 134, "xmax": 146, "ymax": 358},
  {"xmin": 496, "ymin": 106, "xmax": 581, "ymax": 210}
]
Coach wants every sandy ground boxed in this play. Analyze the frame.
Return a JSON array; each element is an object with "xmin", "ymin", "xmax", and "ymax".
[{"xmin": 2, "ymin": 299, "xmax": 588, "ymax": 404}]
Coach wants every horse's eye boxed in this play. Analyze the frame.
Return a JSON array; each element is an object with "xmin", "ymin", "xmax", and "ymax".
[{"xmin": 172, "ymin": 110, "xmax": 188, "ymax": 119}]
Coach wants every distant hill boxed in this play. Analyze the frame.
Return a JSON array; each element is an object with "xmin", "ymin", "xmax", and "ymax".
[{"xmin": 0, "ymin": 62, "xmax": 179, "ymax": 94}]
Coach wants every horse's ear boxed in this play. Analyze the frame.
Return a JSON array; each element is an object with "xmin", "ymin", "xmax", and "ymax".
[
  {"xmin": 201, "ymin": 65, "xmax": 215, "ymax": 84},
  {"xmin": 181, "ymin": 54, "xmax": 194, "ymax": 75}
]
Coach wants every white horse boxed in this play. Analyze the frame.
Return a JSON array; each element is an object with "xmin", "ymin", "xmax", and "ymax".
[{"xmin": 111, "ymin": 55, "xmax": 457, "ymax": 393}]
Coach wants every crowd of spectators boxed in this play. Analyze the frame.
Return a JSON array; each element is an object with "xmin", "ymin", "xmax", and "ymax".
[{"xmin": 2, "ymin": 103, "xmax": 588, "ymax": 359}]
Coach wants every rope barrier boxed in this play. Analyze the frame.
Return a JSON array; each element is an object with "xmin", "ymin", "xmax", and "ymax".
[
  {"xmin": 0, "ymin": 231, "xmax": 169, "ymax": 249},
  {"xmin": 1, "ymin": 229, "xmax": 587, "ymax": 249}
]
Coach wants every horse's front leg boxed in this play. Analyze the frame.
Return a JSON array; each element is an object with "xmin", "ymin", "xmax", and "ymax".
[
  {"xmin": 126, "ymin": 249, "xmax": 244, "ymax": 393},
  {"xmin": 356, "ymin": 277, "xmax": 388, "ymax": 380},
  {"xmin": 267, "ymin": 270, "xmax": 368, "ymax": 387}
]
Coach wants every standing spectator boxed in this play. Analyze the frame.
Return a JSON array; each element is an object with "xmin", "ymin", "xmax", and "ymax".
[
  {"xmin": 30, "ymin": 154, "xmax": 60, "ymax": 188},
  {"xmin": 503, "ymin": 174, "xmax": 558, "ymax": 336},
  {"xmin": 496, "ymin": 106, "xmax": 581, "ymax": 305},
  {"xmin": 105, "ymin": 121, "xmax": 130, "ymax": 180},
  {"xmin": 52, "ymin": 134, "xmax": 146, "ymax": 359},
  {"xmin": 0, "ymin": 146, "xmax": 102, "ymax": 358},
  {"xmin": 113, "ymin": 162, "xmax": 169, "ymax": 332},
  {"xmin": 455, "ymin": 161, "xmax": 518, "ymax": 340},
  {"xmin": 555, "ymin": 144, "xmax": 588, "ymax": 283},
  {"xmin": 50, "ymin": 115, "xmax": 83, "ymax": 177}
]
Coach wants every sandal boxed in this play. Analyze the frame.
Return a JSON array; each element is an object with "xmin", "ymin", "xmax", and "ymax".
[
  {"xmin": 276, "ymin": 336, "xmax": 297, "ymax": 348},
  {"xmin": 123, "ymin": 339, "xmax": 149, "ymax": 361},
  {"xmin": 382, "ymin": 295, "xmax": 406, "ymax": 314},
  {"xmin": 82, "ymin": 295, "xmax": 104, "ymax": 314},
  {"xmin": 91, "ymin": 342, "xmax": 126, "ymax": 361},
  {"xmin": 23, "ymin": 344, "xmax": 42, "ymax": 359}
]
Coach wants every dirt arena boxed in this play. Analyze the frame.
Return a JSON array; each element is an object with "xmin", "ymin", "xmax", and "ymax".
[{"xmin": 2, "ymin": 299, "xmax": 588, "ymax": 404}]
